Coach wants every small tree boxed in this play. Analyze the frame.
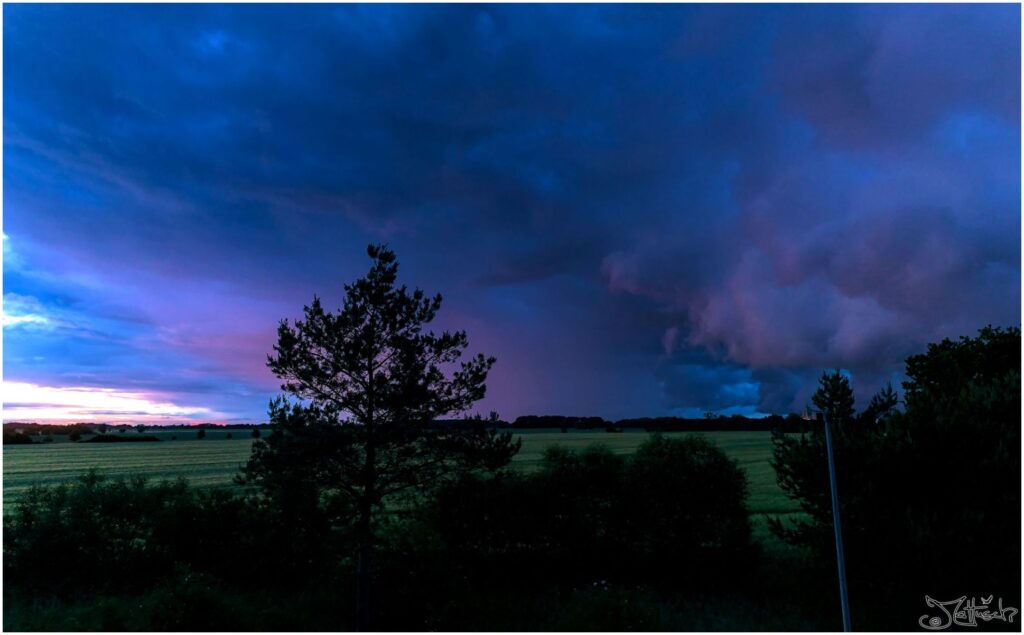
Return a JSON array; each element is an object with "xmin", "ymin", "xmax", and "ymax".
[
  {"xmin": 241, "ymin": 244, "xmax": 520, "ymax": 629},
  {"xmin": 197, "ymin": 429, "xmax": 206, "ymax": 440},
  {"xmin": 251, "ymin": 428, "xmax": 261, "ymax": 439},
  {"xmin": 811, "ymin": 369, "xmax": 855, "ymax": 425},
  {"xmin": 432, "ymin": 435, "xmax": 751, "ymax": 589}
]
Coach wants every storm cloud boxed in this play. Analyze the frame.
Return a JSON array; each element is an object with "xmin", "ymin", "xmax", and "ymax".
[{"xmin": 3, "ymin": 4, "xmax": 1019, "ymax": 421}]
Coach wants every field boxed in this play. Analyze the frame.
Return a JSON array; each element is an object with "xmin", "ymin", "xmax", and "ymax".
[{"xmin": 2, "ymin": 429, "xmax": 804, "ymax": 547}]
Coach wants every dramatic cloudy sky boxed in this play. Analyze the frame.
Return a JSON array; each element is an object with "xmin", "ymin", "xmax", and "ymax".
[{"xmin": 3, "ymin": 4, "xmax": 1020, "ymax": 423}]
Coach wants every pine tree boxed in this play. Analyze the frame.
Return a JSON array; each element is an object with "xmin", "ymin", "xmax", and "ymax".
[
  {"xmin": 241, "ymin": 244, "xmax": 520, "ymax": 629},
  {"xmin": 811, "ymin": 369, "xmax": 855, "ymax": 424}
]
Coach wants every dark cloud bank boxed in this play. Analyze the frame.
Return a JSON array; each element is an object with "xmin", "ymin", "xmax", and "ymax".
[{"xmin": 3, "ymin": 4, "xmax": 1020, "ymax": 421}]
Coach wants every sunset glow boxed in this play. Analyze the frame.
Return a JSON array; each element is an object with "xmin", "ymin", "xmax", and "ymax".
[{"xmin": 2, "ymin": 381, "xmax": 222, "ymax": 423}]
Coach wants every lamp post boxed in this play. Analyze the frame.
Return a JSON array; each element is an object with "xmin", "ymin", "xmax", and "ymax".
[{"xmin": 822, "ymin": 409, "xmax": 852, "ymax": 632}]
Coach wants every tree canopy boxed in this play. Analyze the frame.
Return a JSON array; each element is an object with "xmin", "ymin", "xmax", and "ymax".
[{"xmin": 770, "ymin": 326, "xmax": 1020, "ymax": 629}]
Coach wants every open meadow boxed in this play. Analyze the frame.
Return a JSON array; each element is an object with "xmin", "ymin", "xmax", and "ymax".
[{"xmin": 2, "ymin": 429, "xmax": 804, "ymax": 549}]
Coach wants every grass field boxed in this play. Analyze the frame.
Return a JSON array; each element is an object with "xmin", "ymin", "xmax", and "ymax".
[{"xmin": 2, "ymin": 429, "xmax": 804, "ymax": 548}]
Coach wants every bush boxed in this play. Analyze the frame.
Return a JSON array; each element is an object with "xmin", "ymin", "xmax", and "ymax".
[
  {"xmin": 4, "ymin": 568, "xmax": 354, "ymax": 631},
  {"xmin": 3, "ymin": 431, "xmax": 33, "ymax": 445},
  {"xmin": 5, "ymin": 472, "xmax": 193, "ymax": 594},
  {"xmin": 623, "ymin": 435, "xmax": 751, "ymax": 573},
  {"xmin": 84, "ymin": 435, "xmax": 160, "ymax": 443},
  {"xmin": 3, "ymin": 471, "xmax": 345, "ymax": 599},
  {"xmin": 429, "ymin": 434, "xmax": 752, "ymax": 589}
]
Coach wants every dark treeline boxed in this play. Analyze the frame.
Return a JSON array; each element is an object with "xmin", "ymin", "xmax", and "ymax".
[
  {"xmin": 506, "ymin": 414, "xmax": 811, "ymax": 433},
  {"xmin": 2, "ymin": 422, "xmax": 271, "ymax": 444},
  {"xmin": 4, "ymin": 422, "xmax": 269, "ymax": 433},
  {"xmin": 4, "ymin": 422, "xmax": 98, "ymax": 438},
  {"xmin": 5, "ymin": 418, "xmax": 812, "ymax": 447},
  {"xmin": 4, "ymin": 414, "xmax": 809, "ymax": 444}
]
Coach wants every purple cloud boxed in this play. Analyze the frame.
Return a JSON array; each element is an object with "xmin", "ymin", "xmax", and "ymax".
[{"xmin": 3, "ymin": 4, "xmax": 1019, "ymax": 420}]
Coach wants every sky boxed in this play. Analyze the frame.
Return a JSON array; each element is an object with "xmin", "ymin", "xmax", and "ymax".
[{"xmin": 3, "ymin": 4, "xmax": 1020, "ymax": 424}]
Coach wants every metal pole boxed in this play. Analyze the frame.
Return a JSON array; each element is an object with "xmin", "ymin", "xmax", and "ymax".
[{"xmin": 823, "ymin": 411, "xmax": 852, "ymax": 632}]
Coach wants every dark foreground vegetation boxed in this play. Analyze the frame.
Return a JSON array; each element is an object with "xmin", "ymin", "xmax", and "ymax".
[
  {"xmin": 8, "ymin": 436, "xmax": 822, "ymax": 631},
  {"xmin": 770, "ymin": 325, "xmax": 1021, "ymax": 630},
  {"xmin": 4, "ymin": 245, "xmax": 1019, "ymax": 631}
]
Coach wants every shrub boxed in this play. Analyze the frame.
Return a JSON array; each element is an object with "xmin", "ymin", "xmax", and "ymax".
[
  {"xmin": 84, "ymin": 435, "xmax": 161, "ymax": 443},
  {"xmin": 2, "ymin": 471, "xmax": 341, "ymax": 597},
  {"xmin": 3, "ymin": 431, "xmax": 33, "ymax": 445},
  {"xmin": 622, "ymin": 435, "xmax": 751, "ymax": 575},
  {"xmin": 5, "ymin": 472, "xmax": 192, "ymax": 594},
  {"xmin": 430, "ymin": 435, "xmax": 752, "ymax": 589}
]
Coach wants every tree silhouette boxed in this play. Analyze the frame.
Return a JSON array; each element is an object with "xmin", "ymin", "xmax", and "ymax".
[
  {"xmin": 811, "ymin": 369, "xmax": 855, "ymax": 424},
  {"xmin": 241, "ymin": 244, "xmax": 520, "ymax": 630},
  {"xmin": 770, "ymin": 328, "xmax": 1019, "ymax": 628},
  {"xmin": 861, "ymin": 382, "xmax": 898, "ymax": 424}
]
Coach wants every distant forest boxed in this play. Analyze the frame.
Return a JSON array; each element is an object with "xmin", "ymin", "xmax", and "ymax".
[{"xmin": 3, "ymin": 413, "xmax": 814, "ymax": 444}]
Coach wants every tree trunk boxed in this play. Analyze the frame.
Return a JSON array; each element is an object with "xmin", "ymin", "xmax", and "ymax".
[
  {"xmin": 355, "ymin": 499, "xmax": 373, "ymax": 631},
  {"xmin": 359, "ymin": 348, "xmax": 377, "ymax": 631}
]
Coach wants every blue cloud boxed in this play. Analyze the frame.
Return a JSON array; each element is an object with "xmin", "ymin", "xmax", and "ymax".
[{"xmin": 3, "ymin": 4, "xmax": 1019, "ymax": 421}]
